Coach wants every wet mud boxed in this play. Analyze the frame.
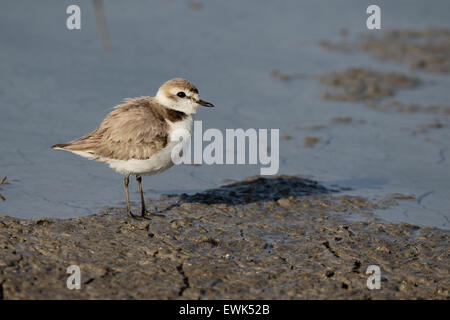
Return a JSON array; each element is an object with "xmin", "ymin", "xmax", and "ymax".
[
  {"xmin": 0, "ymin": 176, "xmax": 448, "ymax": 299},
  {"xmin": 295, "ymin": 117, "xmax": 366, "ymax": 132},
  {"xmin": 316, "ymin": 68, "xmax": 419, "ymax": 102},
  {"xmin": 272, "ymin": 66, "xmax": 449, "ymax": 116},
  {"xmin": 366, "ymin": 100, "xmax": 450, "ymax": 115},
  {"xmin": 316, "ymin": 68, "xmax": 450, "ymax": 115},
  {"xmin": 320, "ymin": 28, "xmax": 450, "ymax": 74},
  {"xmin": 316, "ymin": 29, "xmax": 450, "ymax": 117},
  {"xmin": 303, "ymin": 137, "xmax": 320, "ymax": 148}
]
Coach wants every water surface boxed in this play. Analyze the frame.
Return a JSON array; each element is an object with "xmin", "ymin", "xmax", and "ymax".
[{"xmin": 1, "ymin": 0, "xmax": 449, "ymax": 229}]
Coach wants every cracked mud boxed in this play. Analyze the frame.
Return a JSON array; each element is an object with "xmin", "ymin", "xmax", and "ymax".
[{"xmin": 0, "ymin": 176, "xmax": 448, "ymax": 299}]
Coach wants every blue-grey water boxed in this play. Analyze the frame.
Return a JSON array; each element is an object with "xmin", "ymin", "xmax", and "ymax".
[{"xmin": 1, "ymin": 0, "xmax": 449, "ymax": 229}]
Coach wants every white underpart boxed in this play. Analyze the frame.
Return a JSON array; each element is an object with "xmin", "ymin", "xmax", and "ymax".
[
  {"xmin": 62, "ymin": 115, "xmax": 195, "ymax": 176},
  {"xmin": 107, "ymin": 116, "xmax": 194, "ymax": 175},
  {"xmin": 106, "ymin": 146, "xmax": 175, "ymax": 175}
]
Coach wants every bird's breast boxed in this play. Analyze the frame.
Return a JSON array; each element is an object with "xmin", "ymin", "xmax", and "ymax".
[{"xmin": 166, "ymin": 115, "xmax": 194, "ymax": 143}]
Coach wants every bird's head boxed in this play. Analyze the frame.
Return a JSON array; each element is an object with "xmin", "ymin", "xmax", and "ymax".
[{"xmin": 155, "ymin": 78, "xmax": 214, "ymax": 115}]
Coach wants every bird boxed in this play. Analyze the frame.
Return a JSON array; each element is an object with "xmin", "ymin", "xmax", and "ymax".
[{"xmin": 52, "ymin": 78, "xmax": 214, "ymax": 219}]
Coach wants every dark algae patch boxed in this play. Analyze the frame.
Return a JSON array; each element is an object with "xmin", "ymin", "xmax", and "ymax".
[{"xmin": 0, "ymin": 176, "xmax": 448, "ymax": 299}]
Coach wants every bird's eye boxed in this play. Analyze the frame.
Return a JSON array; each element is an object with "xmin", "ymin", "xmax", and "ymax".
[{"xmin": 177, "ymin": 92, "xmax": 186, "ymax": 98}]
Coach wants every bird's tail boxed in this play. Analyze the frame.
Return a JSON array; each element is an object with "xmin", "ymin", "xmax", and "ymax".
[{"xmin": 51, "ymin": 143, "xmax": 70, "ymax": 150}]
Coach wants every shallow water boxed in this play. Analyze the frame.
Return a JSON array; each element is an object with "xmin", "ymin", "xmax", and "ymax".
[{"xmin": 1, "ymin": 0, "xmax": 449, "ymax": 229}]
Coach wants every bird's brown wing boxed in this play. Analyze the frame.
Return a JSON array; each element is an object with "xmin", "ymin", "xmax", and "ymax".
[{"xmin": 52, "ymin": 97, "xmax": 169, "ymax": 160}]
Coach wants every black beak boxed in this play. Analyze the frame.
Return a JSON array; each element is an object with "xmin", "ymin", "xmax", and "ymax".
[{"xmin": 197, "ymin": 99, "xmax": 214, "ymax": 107}]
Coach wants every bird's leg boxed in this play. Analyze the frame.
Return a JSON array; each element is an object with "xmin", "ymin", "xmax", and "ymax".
[
  {"xmin": 123, "ymin": 173, "xmax": 133, "ymax": 218},
  {"xmin": 136, "ymin": 175, "xmax": 147, "ymax": 216},
  {"xmin": 136, "ymin": 175, "xmax": 165, "ymax": 218},
  {"xmin": 123, "ymin": 174, "xmax": 148, "ymax": 220}
]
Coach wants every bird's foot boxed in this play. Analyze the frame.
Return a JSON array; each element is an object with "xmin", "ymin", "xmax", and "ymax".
[
  {"xmin": 127, "ymin": 211, "xmax": 151, "ymax": 220},
  {"xmin": 142, "ymin": 209, "xmax": 166, "ymax": 218}
]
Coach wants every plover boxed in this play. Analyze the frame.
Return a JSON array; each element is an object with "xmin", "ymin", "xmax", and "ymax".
[{"xmin": 52, "ymin": 78, "xmax": 213, "ymax": 219}]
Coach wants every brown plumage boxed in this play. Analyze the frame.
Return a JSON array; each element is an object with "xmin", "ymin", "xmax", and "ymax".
[{"xmin": 51, "ymin": 96, "xmax": 187, "ymax": 161}]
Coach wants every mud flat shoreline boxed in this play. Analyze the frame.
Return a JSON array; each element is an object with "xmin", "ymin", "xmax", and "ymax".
[{"xmin": 0, "ymin": 176, "xmax": 448, "ymax": 299}]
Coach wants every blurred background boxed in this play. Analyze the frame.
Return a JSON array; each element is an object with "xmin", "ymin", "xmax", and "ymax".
[{"xmin": 0, "ymin": 0, "xmax": 449, "ymax": 229}]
